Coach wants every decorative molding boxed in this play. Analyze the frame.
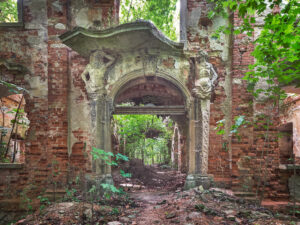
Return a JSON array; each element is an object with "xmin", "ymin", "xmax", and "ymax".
[
  {"xmin": 193, "ymin": 56, "xmax": 218, "ymax": 100},
  {"xmin": 0, "ymin": 58, "xmax": 29, "ymax": 74},
  {"xmin": 200, "ymin": 99, "xmax": 210, "ymax": 174},
  {"xmin": 60, "ymin": 20, "xmax": 184, "ymax": 58},
  {"xmin": 0, "ymin": 163, "xmax": 24, "ymax": 169},
  {"xmin": 108, "ymin": 69, "xmax": 192, "ymax": 108},
  {"xmin": 81, "ymin": 50, "xmax": 116, "ymax": 95},
  {"xmin": 114, "ymin": 106, "xmax": 186, "ymax": 115}
]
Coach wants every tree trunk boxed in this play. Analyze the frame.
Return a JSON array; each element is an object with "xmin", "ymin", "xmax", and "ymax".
[{"xmin": 142, "ymin": 137, "xmax": 145, "ymax": 164}]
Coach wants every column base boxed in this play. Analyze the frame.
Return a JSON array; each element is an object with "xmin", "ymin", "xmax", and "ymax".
[{"xmin": 184, "ymin": 174, "xmax": 214, "ymax": 190}]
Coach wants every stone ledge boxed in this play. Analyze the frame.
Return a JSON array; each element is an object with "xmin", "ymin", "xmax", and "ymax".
[
  {"xmin": 0, "ymin": 22, "xmax": 24, "ymax": 30},
  {"xmin": 184, "ymin": 174, "xmax": 214, "ymax": 190},
  {"xmin": 0, "ymin": 163, "xmax": 24, "ymax": 169},
  {"xmin": 279, "ymin": 164, "xmax": 300, "ymax": 170}
]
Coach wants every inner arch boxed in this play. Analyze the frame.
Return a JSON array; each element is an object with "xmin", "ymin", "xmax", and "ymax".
[{"xmin": 114, "ymin": 76, "xmax": 186, "ymax": 106}]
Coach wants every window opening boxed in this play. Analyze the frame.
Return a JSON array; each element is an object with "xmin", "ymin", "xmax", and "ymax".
[
  {"xmin": 0, "ymin": 0, "xmax": 23, "ymax": 26},
  {"xmin": 0, "ymin": 93, "xmax": 29, "ymax": 163}
]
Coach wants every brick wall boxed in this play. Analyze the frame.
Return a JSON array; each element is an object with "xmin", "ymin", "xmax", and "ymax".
[
  {"xmin": 0, "ymin": 0, "xmax": 119, "ymax": 212},
  {"xmin": 186, "ymin": 0, "xmax": 290, "ymax": 200},
  {"xmin": 0, "ymin": 0, "xmax": 294, "ymax": 213}
]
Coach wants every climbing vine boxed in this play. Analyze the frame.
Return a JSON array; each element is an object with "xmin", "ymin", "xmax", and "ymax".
[
  {"xmin": 210, "ymin": 0, "xmax": 299, "ymax": 209},
  {"xmin": 208, "ymin": 0, "xmax": 299, "ymax": 95}
]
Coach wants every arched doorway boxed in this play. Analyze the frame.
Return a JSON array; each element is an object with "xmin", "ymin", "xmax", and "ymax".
[
  {"xmin": 113, "ymin": 75, "xmax": 189, "ymax": 169},
  {"xmin": 110, "ymin": 75, "xmax": 189, "ymax": 190},
  {"xmin": 61, "ymin": 20, "xmax": 215, "ymax": 190}
]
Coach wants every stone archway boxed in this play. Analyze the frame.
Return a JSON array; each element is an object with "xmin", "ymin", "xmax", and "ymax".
[
  {"xmin": 111, "ymin": 74, "xmax": 190, "ymax": 173},
  {"xmin": 61, "ymin": 21, "xmax": 216, "ymax": 189}
]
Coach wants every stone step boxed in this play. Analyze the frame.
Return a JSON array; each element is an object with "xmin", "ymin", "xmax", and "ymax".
[
  {"xmin": 44, "ymin": 189, "xmax": 66, "ymax": 201},
  {"xmin": 234, "ymin": 191, "xmax": 256, "ymax": 198},
  {"xmin": 243, "ymin": 197, "xmax": 260, "ymax": 203}
]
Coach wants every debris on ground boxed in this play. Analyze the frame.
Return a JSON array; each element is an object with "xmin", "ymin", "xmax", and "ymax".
[
  {"xmin": 15, "ymin": 165, "xmax": 299, "ymax": 225},
  {"xmin": 113, "ymin": 158, "xmax": 186, "ymax": 190}
]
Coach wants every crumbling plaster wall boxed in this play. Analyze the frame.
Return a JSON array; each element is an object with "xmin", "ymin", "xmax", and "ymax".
[
  {"xmin": 0, "ymin": 0, "xmax": 120, "ymax": 213},
  {"xmin": 186, "ymin": 0, "xmax": 233, "ymax": 184},
  {"xmin": 186, "ymin": 0, "xmax": 284, "ymax": 200},
  {"xmin": 106, "ymin": 52, "xmax": 190, "ymax": 97},
  {"xmin": 0, "ymin": 0, "xmax": 291, "ymax": 216},
  {"xmin": 0, "ymin": 0, "xmax": 49, "ymax": 212}
]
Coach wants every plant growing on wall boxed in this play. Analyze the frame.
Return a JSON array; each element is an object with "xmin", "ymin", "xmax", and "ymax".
[
  {"xmin": 210, "ymin": 0, "xmax": 299, "ymax": 209},
  {"xmin": 215, "ymin": 115, "xmax": 248, "ymax": 143},
  {"xmin": 208, "ymin": 0, "xmax": 299, "ymax": 93}
]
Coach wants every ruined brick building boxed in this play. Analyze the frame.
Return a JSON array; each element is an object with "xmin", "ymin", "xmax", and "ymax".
[{"xmin": 0, "ymin": 0, "xmax": 299, "ymax": 215}]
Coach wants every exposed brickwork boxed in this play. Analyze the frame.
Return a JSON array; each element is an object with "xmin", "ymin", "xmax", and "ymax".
[
  {"xmin": 0, "ymin": 0, "xmax": 119, "ymax": 212},
  {"xmin": 186, "ymin": 1, "xmax": 292, "ymax": 202},
  {"xmin": 0, "ymin": 0, "xmax": 296, "ymax": 215}
]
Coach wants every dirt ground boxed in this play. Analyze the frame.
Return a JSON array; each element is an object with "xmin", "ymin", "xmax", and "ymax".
[{"xmin": 15, "ymin": 161, "xmax": 299, "ymax": 225}]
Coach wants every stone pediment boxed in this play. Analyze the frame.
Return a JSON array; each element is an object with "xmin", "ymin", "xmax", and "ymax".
[{"xmin": 60, "ymin": 20, "xmax": 184, "ymax": 57}]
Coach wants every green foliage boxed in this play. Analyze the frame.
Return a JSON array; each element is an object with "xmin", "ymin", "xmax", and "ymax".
[
  {"xmin": 7, "ymin": 108, "xmax": 28, "ymax": 126},
  {"xmin": 92, "ymin": 147, "xmax": 129, "ymax": 166},
  {"xmin": 20, "ymin": 186, "xmax": 33, "ymax": 212},
  {"xmin": 120, "ymin": 0, "xmax": 179, "ymax": 41},
  {"xmin": 101, "ymin": 183, "xmax": 122, "ymax": 199},
  {"xmin": 215, "ymin": 115, "xmax": 248, "ymax": 142},
  {"xmin": 208, "ymin": 0, "xmax": 300, "ymax": 98},
  {"xmin": 120, "ymin": 169, "xmax": 132, "ymax": 178},
  {"xmin": 115, "ymin": 153, "xmax": 129, "ymax": 161},
  {"xmin": 110, "ymin": 207, "xmax": 120, "ymax": 215},
  {"xmin": 113, "ymin": 115, "xmax": 173, "ymax": 164},
  {"xmin": 64, "ymin": 188, "xmax": 79, "ymax": 202},
  {"xmin": 37, "ymin": 196, "xmax": 50, "ymax": 210},
  {"xmin": 92, "ymin": 147, "xmax": 118, "ymax": 166},
  {"xmin": 215, "ymin": 119, "xmax": 225, "ymax": 135},
  {"xmin": 0, "ymin": 81, "xmax": 26, "ymax": 94},
  {"xmin": 0, "ymin": 0, "xmax": 18, "ymax": 22},
  {"xmin": 91, "ymin": 148, "xmax": 129, "ymax": 198}
]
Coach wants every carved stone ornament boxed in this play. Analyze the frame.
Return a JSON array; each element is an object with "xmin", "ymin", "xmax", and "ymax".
[
  {"xmin": 193, "ymin": 56, "xmax": 218, "ymax": 99},
  {"xmin": 81, "ymin": 50, "xmax": 116, "ymax": 95},
  {"xmin": 193, "ymin": 76, "xmax": 212, "ymax": 99}
]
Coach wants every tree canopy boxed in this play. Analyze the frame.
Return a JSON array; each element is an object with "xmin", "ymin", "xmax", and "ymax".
[
  {"xmin": 113, "ymin": 115, "xmax": 173, "ymax": 164},
  {"xmin": 120, "ymin": 0, "xmax": 179, "ymax": 41}
]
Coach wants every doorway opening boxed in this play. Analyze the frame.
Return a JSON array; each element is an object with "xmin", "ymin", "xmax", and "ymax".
[
  {"xmin": 110, "ymin": 75, "xmax": 189, "ymax": 191},
  {"xmin": 111, "ymin": 114, "xmax": 186, "ymax": 191}
]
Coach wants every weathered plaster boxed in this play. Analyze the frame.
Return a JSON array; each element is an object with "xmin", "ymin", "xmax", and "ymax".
[
  {"xmin": 24, "ymin": 0, "xmax": 48, "ymax": 29},
  {"xmin": 24, "ymin": 75, "xmax": 48, "ymax": 98},
  {"xmin": 61, "ymin": 21, "xmax": 217, "ymax": 183}
]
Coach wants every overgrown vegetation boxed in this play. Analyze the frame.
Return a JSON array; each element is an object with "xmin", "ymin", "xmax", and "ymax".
[
  {"xmin": 208, "ymin": 0, "xmax": 299, "ymax": 95},
  {"xmin": 113, "ymin": 114, "xmax": 173, "ymax": 165},
  {"xmin": 0, "ymin": 81, "xmax": 28, "ymax": 163},
  {"xmin": 210, "ymin": 0, "xmax": 300, "ymax": 215},
  {"xmin": 120, "ymin": 0, "xmax": 179, "ymax": 41}
]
